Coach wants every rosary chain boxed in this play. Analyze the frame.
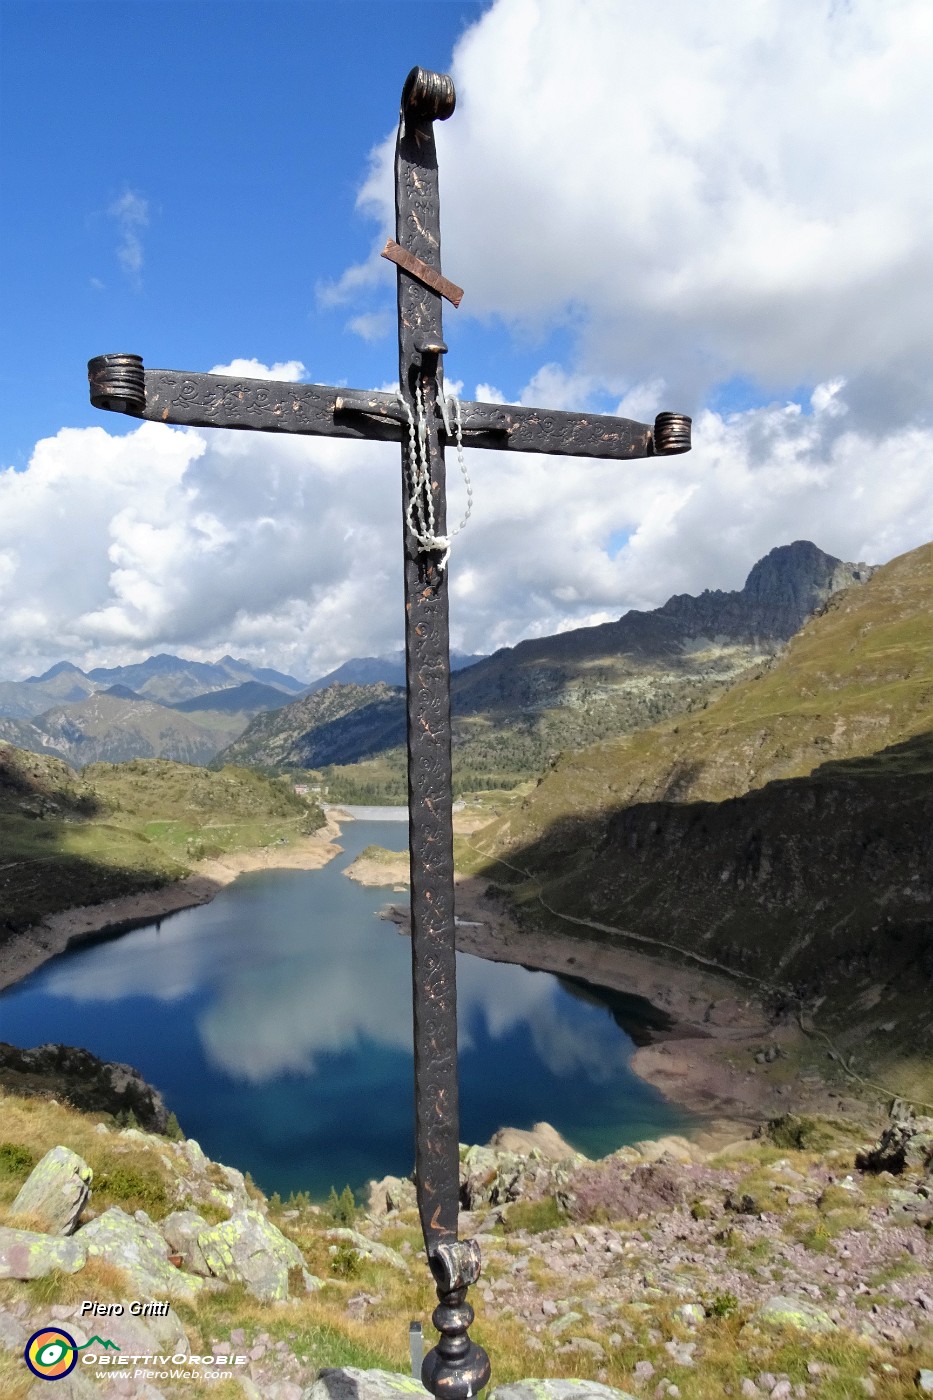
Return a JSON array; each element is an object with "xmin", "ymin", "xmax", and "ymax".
[{"xmin": 400, "ymin": 377, "xmax": 472, "ymax": 572}]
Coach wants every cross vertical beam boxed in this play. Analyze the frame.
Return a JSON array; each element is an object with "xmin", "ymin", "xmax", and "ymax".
[
  {"xmin": 86, "ymin": 63, "xmax": 693, "ymax": 1400},
  {"xmin": 394, "ymin": 68, "xmax": 490, "ymax": 1399}
]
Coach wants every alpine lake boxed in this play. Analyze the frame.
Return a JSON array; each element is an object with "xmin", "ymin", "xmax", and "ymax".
[{"xmin": 0, "ymin": 814, "xmax": 691, "ymax": 1202}]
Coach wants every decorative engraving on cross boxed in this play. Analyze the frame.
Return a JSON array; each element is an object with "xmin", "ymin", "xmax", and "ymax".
[{"xmin": 87, "ymin": 64, "xmax": 691, "ymax": 1399}]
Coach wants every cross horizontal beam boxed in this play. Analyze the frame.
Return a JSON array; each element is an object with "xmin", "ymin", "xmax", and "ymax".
[{"xmin": 88, "ymin": 356, "xmax": 691, "ymax": 460}]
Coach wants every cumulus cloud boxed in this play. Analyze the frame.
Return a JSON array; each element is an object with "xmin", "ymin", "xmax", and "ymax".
[
  {"xmin": 1, "ymin": 366, "xmax": 931, "ymax": 680},
  {"xmin": 3, "ymin": 3, "xmax": 933, "ymax": 681},
  {"xmin": 332, "ymin": 0, "xmax": 933, "ymax": 429},
  {"xmin": 209, "ymin": 358, "xmax": 306, "ymax": 382}
]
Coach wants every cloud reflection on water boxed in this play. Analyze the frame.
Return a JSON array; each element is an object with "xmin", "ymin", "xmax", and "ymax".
[{"xmin": 37, "ymin": 856, "xmax": 634, "ymax": 1087}]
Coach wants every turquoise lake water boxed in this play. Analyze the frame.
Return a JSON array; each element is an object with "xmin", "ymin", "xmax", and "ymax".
[{"xmin": 0, "ymin": 818, "xmax": 690, "ymax": 1200}]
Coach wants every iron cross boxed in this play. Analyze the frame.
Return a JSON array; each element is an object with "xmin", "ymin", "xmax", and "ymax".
[{"xmin": 87, "ymin": 65, "xmax": 691, "ymax": 1398}]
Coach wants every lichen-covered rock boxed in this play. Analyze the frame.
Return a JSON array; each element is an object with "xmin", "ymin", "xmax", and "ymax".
[
  {"xmin": 367, "ymin": 1173, "xmax": 417, "ymax": 1216},
  {"xmin": 0, "ymin": 1224, "xmax": 88, "ymax": 1279},
  {"xmin": 10, "ymin": 1146, "xmax": 92, "ymax": 1235},
  {"xmin": 490, "ymin": 1381, "xmax": 638, "ymax": 1400},
  {"xmin": 197, "ymin": 1208, "xmax": 322, "ymax": 1301},
  {"xmin": 303, "ymin": 1370, "xmax": 429, "ymax": 1400},
  {"xmin": 325, "ymin": 1228, "xmax": 410, "ymax": 1273},
  {"xmin": 160, "ymin": 1209, "xmax": 213, "ymax": 1275},
  {"xmin": 459, "ymin": 1141, "xmax": 579, "ymax": 1212},
  {"xmin": 751, "ymin": 1296, "xmax": 836, "ymax": 1334},
  {"xmin": 78, "ymin": 1207, "xmax": 202, "ymax": 1301}
]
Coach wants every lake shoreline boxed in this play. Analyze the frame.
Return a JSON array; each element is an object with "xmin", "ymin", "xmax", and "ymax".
[
  {"xmin": 0, "ymin": 813, "xmax": 344, "ymax": 993},
  {"xmin": 378, "ymin": 871, "xmax": 871, "ymax": 1142},
  {"xmin": 1, "ymin": 810, "xmax": 860, "ymax": 1149}
]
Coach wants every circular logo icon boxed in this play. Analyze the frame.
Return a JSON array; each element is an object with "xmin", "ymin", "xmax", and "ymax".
[{"xmin": 24, "ymin": 1328, "xmax": 78, "ymax": 1380}]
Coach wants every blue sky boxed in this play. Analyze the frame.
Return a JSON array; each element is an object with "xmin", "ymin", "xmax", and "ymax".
[{"xmin": 1, "ymin": 0, "xmax": 931, "ymax": 681}]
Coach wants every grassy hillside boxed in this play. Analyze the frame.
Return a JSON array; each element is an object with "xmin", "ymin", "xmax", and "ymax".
[
  {"xmin": 483, "ymin": 543, "xmax": 932, "ymax": 851},
  {"xmin": 0, "ymin": 747, "xmax": 325, "ymax": 937},
  {"xmin": 468, "ymin": 544, "xmax": 933, "ymax": 1097}
]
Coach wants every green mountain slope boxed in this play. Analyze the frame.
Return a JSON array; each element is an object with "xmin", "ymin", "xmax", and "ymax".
[
  {"xmin": 35, "ymin": 693, "xmax": 246, "ymax": 767},
  {"xmin": 471, "ymin": 542, "xmax": 933, "ymax": 1092},
  {"xmin": 487, "ymin": 542, "xmax": 931, "ymax": 849},
  {"xmin": 0, "ymin": 746, "xmax": 324, "ymax": 937},
  {"xmin": 216, "ymin": 682, "xmax": 405, "ymax": 771}
]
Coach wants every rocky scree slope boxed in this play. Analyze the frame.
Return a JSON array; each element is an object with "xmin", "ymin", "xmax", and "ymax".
[{"xmin": 0, "ymin": 1082, "xmax": 931, "ymax": 1400}]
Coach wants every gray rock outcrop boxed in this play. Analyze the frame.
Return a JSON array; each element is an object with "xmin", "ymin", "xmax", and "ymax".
[
  {"xmin": 79, "ymin": 1206, "xmax": 203, "ymax": 1301},
  {"xmin": 197, "ymin": 1208, "xmax": 322, "ymax": 1301},
  {"xmin": 10, "ymin": 1146, "xmax": 92, "ymax": 1235},
  {"xmin": 0, "ymin": 1224, "xmax": 87, "ymax": 1278},
  {"xmin": 857, "ymin": 1106, "xmax": 933, "ymax": 1175},
  {"xmin": 0, "ymin": 1043, "xmax": 170, "ymax": 1132}
]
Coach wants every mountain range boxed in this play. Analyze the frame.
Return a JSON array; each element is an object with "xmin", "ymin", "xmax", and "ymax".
[
  {"xmin": 0, "ymin": 542, "xmax": 872, "ymax": 777},
  {"xmin": 219, "ymin": 541, "xmax": 875, "ymax": 792},
  {"xmin": 0, "ymin": 654, "xmax": 306, "ymax": 721}
]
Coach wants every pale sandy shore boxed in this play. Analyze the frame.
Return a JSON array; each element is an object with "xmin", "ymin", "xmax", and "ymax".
[
  {"xmin": 0, "ymin": 814, "xmax": 344, "ymax": 994},
  {"xmin": 379, "ymin": 872, "xmax": 867, "ymax": 1135}
]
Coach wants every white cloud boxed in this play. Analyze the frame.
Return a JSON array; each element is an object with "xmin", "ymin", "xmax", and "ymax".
[
  {"xmin": 338, "ymin": 0, "xmax": 933, "ymax": 428},
  {"xmin": 2, "ymin": 369, "xmax": 931, "ymax": 681},
  {"xmin": 346, "ymin": 311, "xmax": 392, "ymax": 343},
  {"xmin": 108, "ymin": 189, "xmax": 149, "ymax": 288},
  {"xmin": 209, "ymin": 358, "xmax": 306, "ymax": 382}
]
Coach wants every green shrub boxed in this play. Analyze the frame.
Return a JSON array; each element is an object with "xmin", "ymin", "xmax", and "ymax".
[
  {"xmin": 502, "ymin": 1196, "xmax": 566, "ymax": 1234},
  {"xmin": 96, "ymin": 1164, "xmax": 168, "ymax": 1213},
  {"xmin": 0, "ymin": 1142, "xmax": 37, "ymax": 1180},
  {"xmin": 330, "ymin": 1242, "xmax": 361, "ymax": 1278},
  {"xmin": 705, "ymin": 1291, "xmax": 739, "ymax": 1318}
]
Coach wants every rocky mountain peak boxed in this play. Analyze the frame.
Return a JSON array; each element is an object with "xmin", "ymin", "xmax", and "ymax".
[
  {"xmin": 742, "ymin": 540, "xmax": 875, "ymax": 615},
  {"xmin": 658, "ymin": 539, "xmax": 875, "ymax": 644}
]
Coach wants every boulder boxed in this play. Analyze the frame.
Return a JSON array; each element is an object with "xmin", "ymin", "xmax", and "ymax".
[
  {"xmin": 490, "ymin": 1382, "xmax": 638, "ymax": 1400},
  {"xmin": 303, "ymin": 1370, "xmax": 429, "ymax": 1400},
  {"xmin": 751, "ymin": 1296, "xmax": 836, "ymax": 1334},
  {"xmin": 79, "ymin": 1207, "xmax": 203, "ymax": 1301},
  {"xmin": 10, "ymin": 1146, "xmax": 92, "ymax": 1235},
  {"xmin": 367, "ymin": 1174, "xmax": 417, "ymax": 1217},
  {"xmin": 160, "ymin": 1209, "xmax": 214, "ymax": 1275},
  {"xmin": 325, "ymin": 1228, "xmax": 410, "ymax": 1273},
  {"xmin": 197, "ymin": 1208, "xmax": 322, "ymax": 1301},
  {"xmin": 0, "ymin": 1224, "xmax": 87, "ymax": 1279}
]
